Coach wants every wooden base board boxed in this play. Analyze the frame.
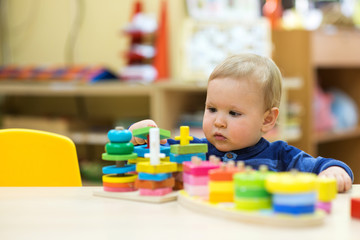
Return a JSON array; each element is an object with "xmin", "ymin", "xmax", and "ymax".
[
  {"xmin": 93, "ymin": 189, "xmax": 178, "ymax": 203},
  {"xmin": 177, "ymin": 190, "xmax": 326, "ymax": 227}
]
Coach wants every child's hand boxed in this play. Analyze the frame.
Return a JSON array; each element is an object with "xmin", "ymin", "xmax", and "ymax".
[
  {"xmin": 128, "ymin": 119, "xmax": 167, "ymax": 145},
  {"xmin": 319, "ymin": 166, "xmax": 352, "ymax": 193}
]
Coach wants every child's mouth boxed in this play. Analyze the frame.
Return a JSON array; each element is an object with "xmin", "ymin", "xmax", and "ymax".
[{"xmin": 214, "ymin": 133, "xmax": 226, "ymax": 141}]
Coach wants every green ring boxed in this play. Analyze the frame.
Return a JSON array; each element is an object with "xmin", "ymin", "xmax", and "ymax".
[
  {"xmin": 106, "ymin": 142, "xmax": 134, "ymax": 155},
  {"xmin": 234, "ymin": 197, "xmax": 272, "ymax": 210},
  {"xmin": 102, "ymin": 153, "xmax": 137, "ymax": 161},
  {"xmin": 234, "ymin": 187, "xmax": 271, "ymax": 198}
]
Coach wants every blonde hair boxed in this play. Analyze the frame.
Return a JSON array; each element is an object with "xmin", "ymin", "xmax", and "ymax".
[{"xmin": 208, "ymin": 53, "xmax": 282, "ymax": 110}]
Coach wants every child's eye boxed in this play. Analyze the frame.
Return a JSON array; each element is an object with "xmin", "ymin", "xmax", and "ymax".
[
  {"xmin": 207, "ymin": 107, "xmax": 217, "ymax": 113},
  {"xmin": 229, "ymin": 111, "xmax": 241, "ymax": 117}
]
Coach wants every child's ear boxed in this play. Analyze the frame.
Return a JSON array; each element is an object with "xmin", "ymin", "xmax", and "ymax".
[{"xmin": 261, "ymin": 107, "xmax": 279, "ymax": 133}]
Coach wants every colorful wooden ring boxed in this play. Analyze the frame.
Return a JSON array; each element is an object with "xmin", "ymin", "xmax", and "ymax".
[
  {"xmin": 134, "ymin": 145, "xmax": 170, "ymax": 157},
  {"xmin": 102, "ymin": 174, "xmax": 137, "ymax": 183},
  {"xmin": 102, "ymin": 164, "xmax": 136, "ymax": 174},
  {"xmin": 316, "ymin": 201, "xmax": 332, "ymax": 214},
  {"xmin": 135, "ymin": 177, "xmax": 175, "ymax": 190},
  {"xmin": 102, "ymin": 152, "xmax": 137, "ymax": 161},
  {"xmin": 107, "ymin": 129, "xmax": 132, "ymax": 143},
  {"xmin": 234, "ymin": 187, "xmax": 271, "ymax": 198},
  {"xmin": 209, "ymin": 181, "xmax": 234, "ymax": 192},
  {"xmin": 234, "ymin": 197, "xmax": 272, "ymax": 210},
  {"xmin": 317, "ymin": 177, "xmax": 337, "ymax": 202},
  {"xmin": 136, "ymin": 161, "xmax": 177, "ymax": 174},
  {"xmin": 273, "ymin": 204, "xmax": 315, "ymax": 215},
  {"xmin": 170, "ymin": 152, "xmax": 206, "ymax": 163},
  {"xmin": 132, "ymin": 127, "xmax": 171, "ymax": 140},
  {"xmin": 265, "ymin": 172, "xmax": 317, "ymax": 194},
  {"xmin": 272, "ymin": 193, "xmax": 316, "ymax": 206},
  {"xmin": 233, "ymin": 171, "xmax": 269, "ymax": 188},
  {"xmin": 105, "ymin": 142, "xmax": 134, "ymax": 155},
  {"xmin": 138, "ymin": 172, "xmax": 172, "ymax": 181}
]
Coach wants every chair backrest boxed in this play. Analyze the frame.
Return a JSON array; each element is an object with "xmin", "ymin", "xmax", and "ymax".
[{"xmin": 0, "ymin": 128, "xmax": 82, "ymax": 186}]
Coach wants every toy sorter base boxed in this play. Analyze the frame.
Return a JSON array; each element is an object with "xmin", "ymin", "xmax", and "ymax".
[
  {"xmin": 177, "ymin": 190, "xmax": 326, "ymax": 227},
  {"xmin": 93, "ymin": 189, "xmax": 178, "ymax": 203}
]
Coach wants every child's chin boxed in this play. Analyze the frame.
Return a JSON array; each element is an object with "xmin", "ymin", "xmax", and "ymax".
[{"xmin": 213, "ymin": 144, "xmax": 232, "ymax": 153}]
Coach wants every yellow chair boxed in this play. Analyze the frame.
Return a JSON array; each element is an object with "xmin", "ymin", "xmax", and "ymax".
[{"xmin": 0, "ymin": 128, "xmax": 82, "ymax": 186}]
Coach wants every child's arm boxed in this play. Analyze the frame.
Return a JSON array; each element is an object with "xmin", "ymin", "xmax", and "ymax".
[
  {"xmin": 272, "ymin": 140, "xmax": 353, "ymax": 193},
  {"xmin": 319, "ymin": 166, "xmax": 352, "ymax": 193},
  {"xmin": 128, "ymin": 119, "xmax": 167, "ymax": 145}
]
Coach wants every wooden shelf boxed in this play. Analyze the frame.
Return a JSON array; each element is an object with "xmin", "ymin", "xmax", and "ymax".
[
  {"xmin": 70, "ymin": 131, "xmax": 108, "ymax": 145},
  {"xmin": 314, "ymin": 127, "xmax": 360, "ymax": 144},
  {"xmin": 0, "ymin": 81, "xmax": 153, "ymax": 96},
  {"xmin": 312, "ymin": 28, "xmax": 360, "ymax": 67}
]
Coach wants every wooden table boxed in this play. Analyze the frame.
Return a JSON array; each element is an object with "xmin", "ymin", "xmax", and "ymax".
[{"xmin": 0, "ymin": 186, "xmax": 359, "ymax": 240}]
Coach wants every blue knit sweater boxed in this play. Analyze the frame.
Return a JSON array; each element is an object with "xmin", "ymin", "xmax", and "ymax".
[{"xmin": 167, "ymin": 137, "xmax": 354, "ymax": 181}]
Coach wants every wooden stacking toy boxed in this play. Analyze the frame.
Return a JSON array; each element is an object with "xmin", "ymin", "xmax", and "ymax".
[
  {"xmin": 316, "ymin": 177, "xmax": 337, "ymax": 213},
  {"xmin": 233, "ymin": 165, "xmax": 272, "ymax": 210},
  {"xmin": 178, "ymin": 163, "xmax": 329, "ymax": 226},
  {"xmin": 208, "ymin": 160, "xmax": 244, "ymax": 203},
  {"xmin": 135, "ymin": 127, "xmax": 177, "ymax": 196},
  {"xmin": 102, "ymin": 127, "xmax": 138, "ymax": 192},
  {"xmin": 170, "ymin": 126, "xmax": 208, "ymax": 190},
  {"xmin": 265, "ymin": 170, "xmax": 318, "ymax": 215},
  {"xmin": 131, "ymin": 126, "xmax": 171, "ymax": 162},
  {"xmin": 183, "ymin": 156, "xmax": 220, "ymax": 198}
]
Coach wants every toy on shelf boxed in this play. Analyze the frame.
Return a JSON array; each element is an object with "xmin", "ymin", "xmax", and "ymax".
[
  {"xmin": 101, "ymin": 127, "xmax": 138, "ymax": 192},
  {"xmin": 316, "ymin": 177, "xmax": 337, "ymax": 214},
  {"xmin": 170, "ymin": 126, "xmax": 208, "ymax": 190},
  {"xmin": 262, "ymin": 0, "xmax": 283, "ymax": 29},
  {"xmin": 0, "ymin": 65, "xmax": 118, "ymax": 82},
  {"xmin": 135, "ymin": 128, "xmax": 177, "ymax": 196},
  {"xmin": 120, "ymin": 0, "xmax": 158, "ymax": 82},
  {"xmin": 153, "ymin": 0, "xmax": 169, "ymax": 82}
]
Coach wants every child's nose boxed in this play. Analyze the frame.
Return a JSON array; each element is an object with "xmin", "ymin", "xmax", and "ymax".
[{"xmin": 214, "ymin": 115, "xmax": 226, "ymax": 128}]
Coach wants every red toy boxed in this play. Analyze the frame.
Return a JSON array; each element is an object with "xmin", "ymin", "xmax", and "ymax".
[{"xmin": 351, "ymin": 197, "xmax": 360, "ymax": 219}]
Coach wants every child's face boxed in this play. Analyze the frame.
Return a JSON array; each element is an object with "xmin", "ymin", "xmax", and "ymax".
[{"xmin": 203, "ymin": 77, "xmax": 267, "ymax": 152}]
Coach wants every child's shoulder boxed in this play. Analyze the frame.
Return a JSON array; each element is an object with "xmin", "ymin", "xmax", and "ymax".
[{"xmin": 267, "ymin": 139, "xmax": 303, "ymax": 153}]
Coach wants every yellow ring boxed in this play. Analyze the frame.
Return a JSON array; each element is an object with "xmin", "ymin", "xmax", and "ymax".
[
  {"xmin": 103, "ymin": 174, "xmax": 137, "ymax": 183},
  {"xmin": 265, "ymin": 172, "xmax": 317, "ymax": 193}
]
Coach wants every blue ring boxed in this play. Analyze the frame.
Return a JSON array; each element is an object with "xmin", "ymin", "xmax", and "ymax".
[
  {"xmin": 273, "ymin": 204, "xmax": 315, "ymax": 215},
  {"xmin": 138, "ymin": 172, "xmax": 172, "ymax": 181},
  {"xmin": 134, "ymin": 145, "xmax": 170, "ymax": 157},
  {"xmin": 102, "ymin": 164, "xmax": 136, "ymax": 174},
  {"xmin": 273, "ymin": 193, "xmax": 316, "ymax": 206}
]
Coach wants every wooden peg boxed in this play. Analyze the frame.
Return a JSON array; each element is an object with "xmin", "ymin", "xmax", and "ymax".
[
  {"xmin": 227, "ymin": 160, "xmax": 235, "ymax": 169},
  {"xmin": 174, "ymin": 126, "xmax": 194, "ymax": 145},
  {"xmin": 237, "ymin": 161, "xmax": 245, "ymax": 171},
  {"xmin": 144, "ymin": 128, "xmax": 165, "ymax": 165}
]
